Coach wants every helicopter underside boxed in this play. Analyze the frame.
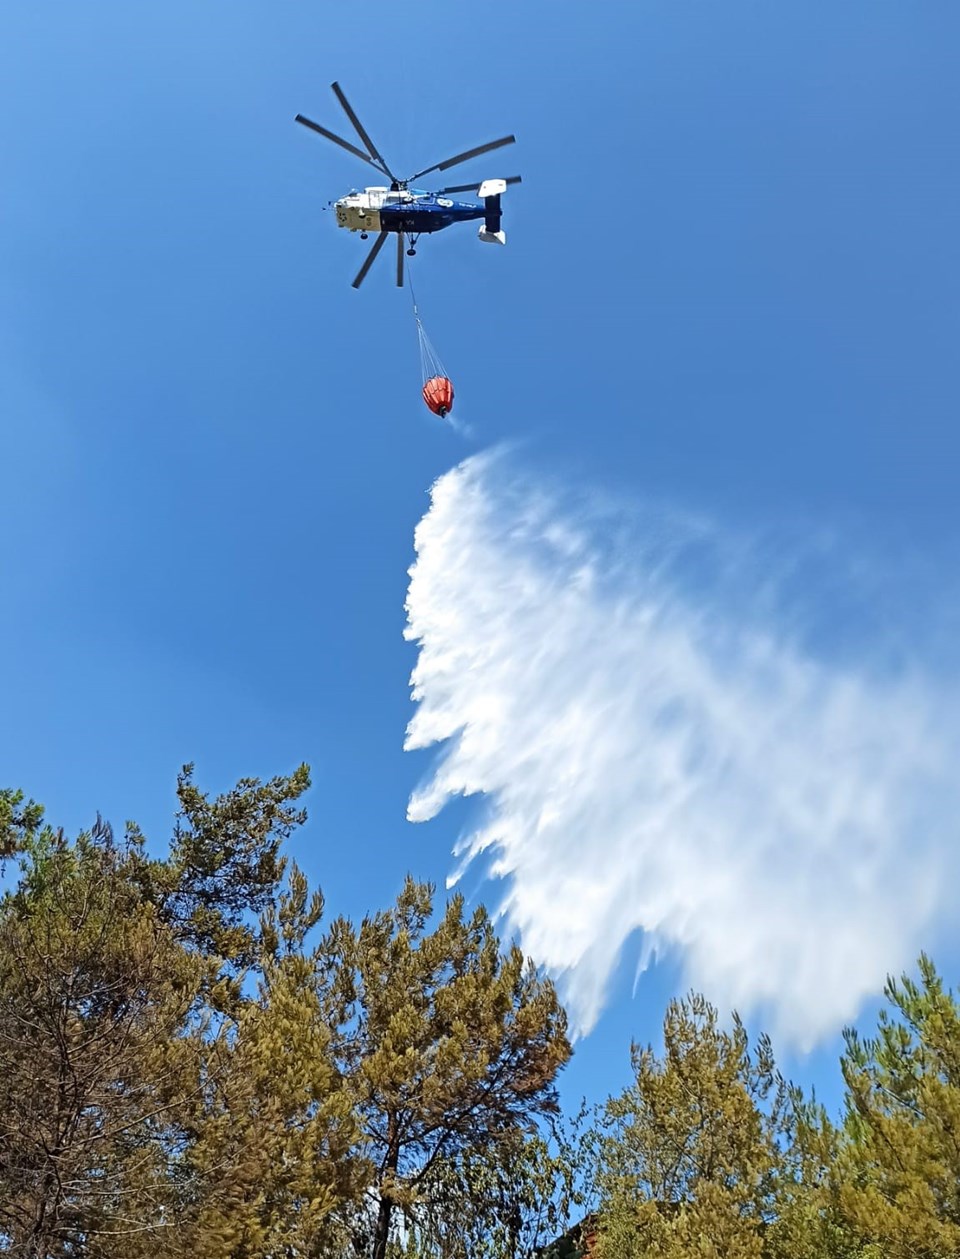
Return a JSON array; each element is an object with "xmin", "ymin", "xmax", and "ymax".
[{"xmin": 335, "ymin": 191, "xmax": 484, "ymax": 236}]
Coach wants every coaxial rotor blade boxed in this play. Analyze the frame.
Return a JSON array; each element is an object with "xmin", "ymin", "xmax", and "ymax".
[
  {"xmin": 396, "ymin": 234, "xmax": 404, "ymax": 288},
  {"xmin": 295, "ymin": 114, "xmax": 386, "ymax": 172},
  {"xmin": 352, "ymin": 231, "xmax": 389, "ymax": 289},
  {"xmin": 330, "ymin": 82, "xmax": 398, "ymax": 182},
  {"xmin": 434, "ymin": 174, "xmax": 523, "ymax": 196},
  {"xmin": 408, "ymin": 135, "xmax": 516, "ymax": 184}
]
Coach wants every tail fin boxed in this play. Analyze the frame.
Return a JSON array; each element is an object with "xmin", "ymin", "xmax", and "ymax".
[{"xmin": 477, "ymin": 179, "xmax": 507, "ymax": 245}]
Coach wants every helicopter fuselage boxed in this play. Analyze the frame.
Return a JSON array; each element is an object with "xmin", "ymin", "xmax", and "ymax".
[
  {"xmin": 296, "ymin": 84, "xmax": 517, "ymax": 283},
  {"xmin": 334, "ymin": 187, "xmax": 486, "ymax": 236}
]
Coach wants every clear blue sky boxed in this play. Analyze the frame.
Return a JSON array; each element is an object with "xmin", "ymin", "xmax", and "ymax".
[{"xmin": 2, "ymin": 1, "xmax": 958, "ymax": 1113}]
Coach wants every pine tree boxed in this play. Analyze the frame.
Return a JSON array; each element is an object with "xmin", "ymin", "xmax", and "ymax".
[
  {"xmin": 837, "ymin": 953, "xmax": 960, "ymax": 1258},
  {"xmin": 325, "ymin": 877, "xmax": 571, "ymax": 1259},
  {"xmin": 593, "ymin": 993, "xmax": 787, "ymax": 1259},
  {"xmin": 0, "ymin": 816, "xmax": 213, "ymax": 1257},
  {"xmin": 175, "ymin": 864, "xmax": 365, "ymax": 1259},
  {"xmin": 0, "ymin": 766, "xmax": 365, "ymax": 1259}
]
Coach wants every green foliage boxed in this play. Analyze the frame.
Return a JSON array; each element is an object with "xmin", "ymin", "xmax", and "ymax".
[
  {"xmin": 587, "ymin": 963, "xmax": 960, "ymax": 1259},
  {"xmin": 0, "ymin": 766, "xmax": 355, "ymax": 1259},
  {"xmin": 178, "ymin": 863, "xmax": 364, "ymax": 1259},
  {"xmin": 8, "ymin": 762, "xmax": 960, "ymax": 1259},
  {"xmin": 592, "ymin": 992, "xmax": 787, "ymax": 1259},
  {"xmin": 326, "ymin": 875, "xmax": 572, "ymax": 1259},
  {"xmin": 836, "ymin": 953, "xmax": 960, "ymax": 1258},
  {"xmin": 140, "ymin": 761, "xmax": 312, "ymax": 974},
  {"xmin": 763, "ymin": 1087, "xmax": 861, "ymax": 1259},
  {"xmin": 0, "ymin": 779, "xmax": 575, "ymax": 1259},
  {"xmin": 0, "ymin": 814, "xmax": 214, "ymax": 1256},
  {"xmin": 401, "ymin": 1118, "xmax": 586, "ymax": 1259},
  {"xmin": 0, "ymin": 787, "xmax": 45, "ymax": 861}
]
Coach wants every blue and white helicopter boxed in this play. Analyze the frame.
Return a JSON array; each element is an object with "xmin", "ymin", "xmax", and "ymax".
[{"xmin": 296, "ymin": 82, "xmax": 521, "ymax": 289}]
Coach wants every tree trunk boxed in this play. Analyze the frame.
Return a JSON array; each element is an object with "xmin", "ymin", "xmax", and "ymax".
[{"xmin": 371, "ymin": 1117, "xmax": 400, "ymax": 1259}]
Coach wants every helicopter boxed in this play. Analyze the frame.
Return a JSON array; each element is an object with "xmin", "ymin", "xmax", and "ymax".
[{"xmin": 295, "ymin": 82, "xmax": 521, "ymax": 289}]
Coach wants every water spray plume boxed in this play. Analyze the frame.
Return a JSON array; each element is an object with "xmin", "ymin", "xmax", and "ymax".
[{"xmin": 403, "ymin": 452, "xmax": 960, "ymax": 1048}]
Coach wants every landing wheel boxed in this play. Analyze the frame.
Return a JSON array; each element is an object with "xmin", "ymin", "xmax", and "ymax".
[
  {"xmin": 360, "ymin": 231, "xmax": 369, "ymax": 240},
  {"xmin": 407, "ymin": 247, "xmax": 416, "ymax": 257}
]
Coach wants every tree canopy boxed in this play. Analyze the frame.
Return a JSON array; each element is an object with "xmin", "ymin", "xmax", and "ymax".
[
  {"xmin": 0, "ymin": 772, "xmax": 571, "ymax": 1259},
  {"xmin": 4, "ymin": 767, "xmax": 960, "ymax": 1259},
  {"xmin": 324, "ymin": 876, "xmax": 571, "ymax": 1259}
]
